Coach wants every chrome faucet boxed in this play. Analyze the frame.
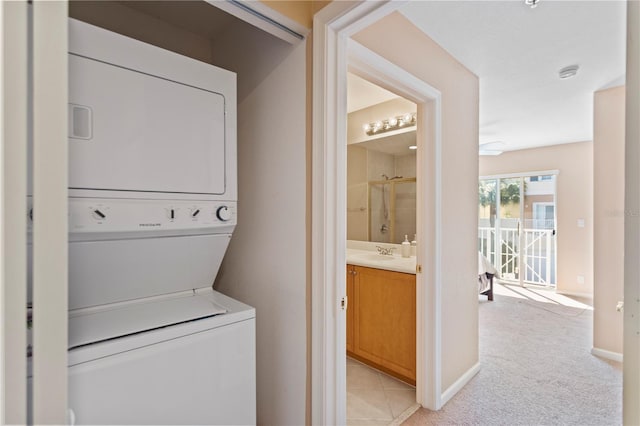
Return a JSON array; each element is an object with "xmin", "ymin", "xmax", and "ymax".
[{"xmin": 376, "ymin": 246, "xmax": 395, "ymax": 256}]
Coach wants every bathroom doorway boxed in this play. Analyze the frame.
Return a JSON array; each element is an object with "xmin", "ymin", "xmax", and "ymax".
[
  {"xmin": 345, "ymin": 72, "xmax": 419, "ymax": 423},
  {"xmin": 311, "ymin": 7, "xmax": 447, "ymax": 421}
]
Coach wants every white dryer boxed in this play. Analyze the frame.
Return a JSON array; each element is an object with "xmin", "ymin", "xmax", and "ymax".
[{"xmin": 40, "ymin": 19, "xmax": 256, "ymax": 425}]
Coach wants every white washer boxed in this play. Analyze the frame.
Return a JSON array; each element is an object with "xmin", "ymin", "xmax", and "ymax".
[{"xmin": 67, "ymin": 289, "xmax": 255, "ymax": 425}]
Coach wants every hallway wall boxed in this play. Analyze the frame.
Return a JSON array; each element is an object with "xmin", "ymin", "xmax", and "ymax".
[{"xmin": 594, "ymin": 85, "xmax": 625, "ymax": 357}]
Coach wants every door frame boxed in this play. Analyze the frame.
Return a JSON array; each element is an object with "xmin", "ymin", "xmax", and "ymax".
[
  {"xmin": 312, "ymin": 2, "xmax": 444, "ymax": 423},
  {"xmin": 624, "ymin": 3, "xmax": 640, "ymax": 424},
  {"xmin": 1, "ymin": 1, "xmax": 30, "ymax": 423},
  {"xmin": 1, "ymin": 1, "xmax": 70, "ymax": 423}
]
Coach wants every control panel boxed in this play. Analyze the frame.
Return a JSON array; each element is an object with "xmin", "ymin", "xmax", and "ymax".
[{"xmin": 67, "ymin": 198, "xmax": 237, "ymax": 234}]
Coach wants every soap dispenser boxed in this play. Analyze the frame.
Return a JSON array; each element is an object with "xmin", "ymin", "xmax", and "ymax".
[
  {"xmin": 411, "ymin": 234, "xmax": 417, "ymax": 257},
  {"xmin": 402, "ymin": 235, "xmax": 411, "ymax": 258}
]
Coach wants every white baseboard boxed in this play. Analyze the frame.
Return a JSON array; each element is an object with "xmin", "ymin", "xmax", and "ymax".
[
  {"xmin": 591, "ymin": 347, "xmax": 623, "ymax": 363},
  {"xmin": 556, "ymin": 290, "xmax": 593, "ymax": 299},
  {"xmin": 440, "ymin": 362, "xmax": 481, "ymax": 407},
  {"xmin": 389, "ymin": 403, "xmax": 421, "ymax": 426}
]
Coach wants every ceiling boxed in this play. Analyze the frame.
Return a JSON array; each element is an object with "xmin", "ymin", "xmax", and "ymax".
[
  {"xmin": 388, "ymin": 0, "xmax": 627, "ymax": 152},
  {"xmin": 347, "ymin": 73, "xmax": 399, "ymax": 113}
]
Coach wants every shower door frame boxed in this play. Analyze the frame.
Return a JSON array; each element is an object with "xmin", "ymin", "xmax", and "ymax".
[{"xmin": 368, "ymin": 177, "xmax": 417, "ymax": 243}]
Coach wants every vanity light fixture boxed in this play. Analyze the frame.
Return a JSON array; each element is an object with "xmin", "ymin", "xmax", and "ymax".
[
  {"xmin": 363, "ymin": 112, "xmax": 416, "ymax": 136},
  {"xmin": 409, "ymin": 145, "xmax": 417, "ymax": 150}
]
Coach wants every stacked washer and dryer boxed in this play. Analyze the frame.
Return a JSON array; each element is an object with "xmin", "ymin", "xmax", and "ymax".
[{"xmin": 32, "ymin": 19, "xmax": 255, "ymax": 424}]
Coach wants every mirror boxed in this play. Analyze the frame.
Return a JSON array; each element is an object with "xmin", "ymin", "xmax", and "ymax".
[
  {"xmin": 347, "ymin": 73, "xmax": 417, "ymax": 244},
  {"xmin": 346, "ymin": 88, "xmax": 417, "ymax": 244},
  {"xmin": 347, "ymin": 134, "xmax": 417, "ymax": 244}
]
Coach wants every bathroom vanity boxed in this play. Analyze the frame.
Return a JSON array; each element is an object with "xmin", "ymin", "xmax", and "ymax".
[{"xmin": 346, "ymin": 243, "xmax": 416, "ymax": 385}]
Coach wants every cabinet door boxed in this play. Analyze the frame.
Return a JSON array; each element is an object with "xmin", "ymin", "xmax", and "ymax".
[
  {"xmin": 353, "ymin": 266, "xmax": 416, "ymax": 382},
  {"xmin": 346, "ymin": 265, "xmax": 354, "ymax": 353}
]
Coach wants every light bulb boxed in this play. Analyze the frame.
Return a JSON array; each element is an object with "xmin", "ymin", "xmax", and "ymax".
[
  {"xmin": 403, "ymin": 113, "xmax": 413, "ymax": 124},
  {"xmin": 388, "ymin": 117, "xmax": 398, "ymax": 127},
  {"xmin": 363, "ymin": 123, "xmax": 372, "ymax": 132},
  {"xmin": 374, "ymin": 121, "xmax": 383, "ymax": 131}
]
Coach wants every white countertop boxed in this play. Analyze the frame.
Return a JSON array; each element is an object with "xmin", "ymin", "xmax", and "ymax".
[{"xmin": 346, "ymin": 241, "xmax": 416, "ymax": 274}]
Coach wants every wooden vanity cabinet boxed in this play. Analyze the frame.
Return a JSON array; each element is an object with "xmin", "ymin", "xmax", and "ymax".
[{"xmin": 346, "ymin": 264, "xmax": 416, "ymax": 385}]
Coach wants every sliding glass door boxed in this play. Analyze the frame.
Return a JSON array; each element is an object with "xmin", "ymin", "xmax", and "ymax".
[{"xmin": 478, "ymin": 173, "xmax": 557, "ymax": 287}]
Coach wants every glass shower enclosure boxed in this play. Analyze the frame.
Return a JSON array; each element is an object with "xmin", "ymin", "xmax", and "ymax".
[{"xmin": 369, "ymin": 177, "xmax": 416, "ymax": 244}]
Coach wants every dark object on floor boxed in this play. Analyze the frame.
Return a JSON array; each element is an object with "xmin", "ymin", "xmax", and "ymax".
[{"xmin": 480, "ymin": 273, "xmax": 494, "ymax": 301}]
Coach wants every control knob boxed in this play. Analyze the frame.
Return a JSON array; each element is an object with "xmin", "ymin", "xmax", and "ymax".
[
  {"xmin": 216, "ymin": 206, "xmax": 232, "ymax": 222},
  {"xmin": 92, "ymin": 209, "xmax": 106, "ymax": 220}
]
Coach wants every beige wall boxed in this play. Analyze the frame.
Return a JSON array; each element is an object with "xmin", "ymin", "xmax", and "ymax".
[
  {"xmin": 214, "ymin": 40, "xmax": 307, "ymax": 425},
  {"xmin": 259, "ymin": 0, "xmax": 331, "ymax": 28},
  {"xmin": 594, "ymin": 86, "xmax": 626, "ymax": 355},
  {"xmin": 205, "ymin": 20, "xmax": 309, "ymax": 426},
  {"xmin": 69, "ymin": 1, "xmax": 215, "ymax": 64},
  {"xmin": 354, "ymin": 12, "xmax": 480, "ymax": 392},
  {"xmin": 208, "ymin": 18, "xmax": 293, "ymax": 103},
  {"xmin": 624, "ymin": 3, "xmax": 640, "ymax": 422},
  {"xmin": 480, "ymin": 142, "xmax": 594, "ymax": 296}
]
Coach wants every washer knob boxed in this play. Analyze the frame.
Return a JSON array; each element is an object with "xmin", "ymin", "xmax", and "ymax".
[{"xmin": 216, "ymin": 206, "xmax": 232, "ymax": 222}]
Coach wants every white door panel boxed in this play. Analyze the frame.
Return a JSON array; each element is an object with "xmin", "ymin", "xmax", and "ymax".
[
  {"xmin": 68, "ymin": 319, "xmax": 256, "ymax": 425},
  {"xmin": 68, "ymin": 54, "xmax": 226, "ymax": 195},
  {"xmin": 68, "ymin": 234, "xmax": 231, "ymax": 309}
]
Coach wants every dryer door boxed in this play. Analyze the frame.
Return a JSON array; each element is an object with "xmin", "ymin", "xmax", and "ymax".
[{"xmin": 69, "ymin": 54, "xmax": 226, "ymax": 195}]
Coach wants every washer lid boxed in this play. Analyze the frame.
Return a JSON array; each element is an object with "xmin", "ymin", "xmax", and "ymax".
[{"xmin": 68, "ymin": 291, "xmax": 227, "ymax": 349}]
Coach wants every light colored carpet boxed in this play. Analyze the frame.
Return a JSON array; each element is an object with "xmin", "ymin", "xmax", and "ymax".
[{"xmin": 403, "ymin": 283, "xmax": 622, "ymax": 425}]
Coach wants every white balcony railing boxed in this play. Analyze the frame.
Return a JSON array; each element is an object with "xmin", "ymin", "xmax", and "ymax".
[{"xmin": 478, "ymin": 226, "xmax": 555, "ymax": 286}]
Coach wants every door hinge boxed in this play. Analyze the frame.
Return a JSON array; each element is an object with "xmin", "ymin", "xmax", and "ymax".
[
  {"xmin": 341, "ymin": 296, "xmax": 348, "ymax": 310},
  {"xmin": 416, "ymin": 264, "xmax": 422, "ymax": 274}
]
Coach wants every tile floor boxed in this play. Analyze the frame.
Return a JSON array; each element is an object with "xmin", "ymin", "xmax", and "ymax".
[{"xmin": 347, "ymin": 357, "xmax": 417, "ymax": 425}]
